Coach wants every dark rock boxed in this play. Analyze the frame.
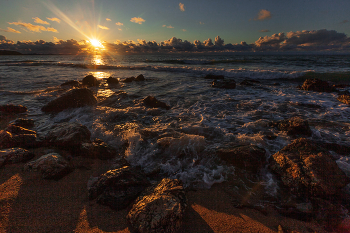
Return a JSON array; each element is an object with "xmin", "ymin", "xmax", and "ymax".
[
  {"xmin": 41, "ymin": 88, "xmax": 97, "ymax": 112},
  {"xmin": 79, "ymin": 139, "xmax": 117, "ymax": 160},
  {"xmin": 24, "ymin": 152, "xmax": 72, "ymax": 180},
  {"xmin": 12, "ymin": 118, "xmax": 35, "ymax": 128},
  {"xmin": 240, "ymin": 80, "xmax": 254, "ymax": 86},
  {"xmin": 60, "ymin": 80, "xmax": 81, "ymax": 87},
  {"xmin": 212, "ymin": 79, "xmax": 236, "ymax": 89},
  {"xmin": 0, "ymin": 129, "xmax": 37, "ymax": 149},
  {"xmin": 217, "ymin": 145, "xmax": 266, "ymax": 173},
  {"xmin": 0, "ymin": 130, "xmax": 16, "ymax": 149},
  {"xmin": 6, "ymin": 124, "xmax": 36, "ymax": 135},
  {"xmin": 82, "ymin": 75, "xmax": 100, "ymax": 87},
  {"xmin": 45, "ymin": 122, "xmax": 91, "ymax": 149},
  {"xmin": 106, "ymin": 77, "xmax": 119, "ymax": 84},
  {"xmin": 88, "ymin": 166, "xmax": 150, "ymax": 210},
  {"xmin": 0, "ymin": 104, "xmax": 27, "ymax": 114},
  {"xmin": 135, "ymin": 74, "xmax": 145, "ymax": 81},
  {"xmin": 337, "ymin": 94, "xmax": 350, "ymax": 105},
  {"xmin": 333, "ymin": 84, "xmax": 350, "ymax": 88},
  {"xmin": 127, "ymin": 178, "xmax": 187, "ymax": 233},
  {"xmin": 123, "ymin": 77, "xmax": 135, "ymax": 83},
  {"xmin": 269, "ymin": 116, "xmax": 312, "ymax": 137},
  {"xmin": 320, "ymin": 142, "xmax": 350, "ymax": 156},
  {"xmin": 143, "ymin": 96, "xmax": 171, "ymax": 110},
  {"xmin": 269, "ymin": 138, "xmax": 350, "ymax": 198},
  {"xmin": 0, "ymin": 148, "xmax": 35, "ymax": 167},
  {"xmin": 299, "ymin": 78, "xmax": 336, "ymax": 92},
  {"xmin": 204, "ymin": 74, "xmax": 224, "ymax": 79}
]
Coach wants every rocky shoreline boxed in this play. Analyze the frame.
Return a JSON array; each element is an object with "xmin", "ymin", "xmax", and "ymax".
[{"xmin": 1, "ymin": 76, "xmax": 350, "ymax": 232}]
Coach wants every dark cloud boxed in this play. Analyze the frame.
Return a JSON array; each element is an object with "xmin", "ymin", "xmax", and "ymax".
[{"xmin": 255, "ymin": 32, "xmax": 286, "ymax": 47}]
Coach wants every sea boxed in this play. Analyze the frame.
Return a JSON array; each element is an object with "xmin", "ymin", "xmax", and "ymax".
[{"xmin": 1, "ymin": 52, "xmax": 350, "ymax": 191}]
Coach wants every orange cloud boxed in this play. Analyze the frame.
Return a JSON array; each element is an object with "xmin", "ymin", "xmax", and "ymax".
[
  {"xmin": 33, "ymin": 17, "xmax": 50, "ymax": 25},
  {"xmin": 98, "ymin": 25, "xmax": 109, "ymax": 30},
  {"xmin": 106, "ymin": 18, "xmax": 111, "ymax": 21},
  {"xmin": 254, "ymin": 9, "xmax": 272, "ymax": 21},
  {"xmin": 8, "ymin": 22, "xmax": 58, "ymax": 32},
  {"xmin": 116, "ymin": 22, "xmax": 123, "ymax": 26},
  {"xmin": 47, "ymin": 17, "xmax": 61, "ymax": 23},
  {"xmin": 179, "ymin": 3, "xmax": 185, "ymax": 12},
  {"xmin": 130, "ymin": 17, "xmax": 145, "ymax": 24},
  {"xmin": 0, "ymin": 27, "xmax": 21, "ymax": 33}
]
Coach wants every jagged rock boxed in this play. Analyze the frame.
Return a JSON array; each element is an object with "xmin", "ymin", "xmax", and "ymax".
[
  {"xmin": 60, "ymin": 80, "xmax": 81, "ymax": 87},
  {"xmin": 41, "ymin": 88, "xmax": 97, "ymax": 112},
  {"xmin": 0, "ymin": 148, "xmax": 34, "ymax": 167},
  {"xmin": 135, "ymin": 74, "xmax": 145, "ymax": 81},
  {"xmin": 24, "ymin": 153, "xmax": 72, "ymax": 179},
  {"xmin": 123, "ymin": 77, "xmax": 135, "ymax": 83},
  {"xmin": 79, "ymin": 139, "xmax": 117, "ymax": 160},
  {"xmin": 0, "ymin": 128, "xmax": 37, "ymax": 149},
  {"xmin": 0, "ymin": 130, "xmax": 15, "ymax": 149},
  {"xmin": 127, "ymin": 178, "xmax": 187, "ymax": 233},
  {"xmin": 299, "ymin": 78, "xmax": 336, "ymax": 92},
  {"xmin": 143, "ymin": 96, "xmax": 171, "ymax": 110},
  {"xmin": 0, "ymin": 104, "xmax": 27, "ymax": 114},
  {"xmin": 204, "ymin": 74, "xmax": 224, "ymax": 79},
  {"xmin": 6, "ymin": 124, "xmax": 36, "ymax": 135},
  {"xmin": 82, "ymin": 75, "xmax": 100, "ymax": 87},
  {"xmin": 212, "ymin": 79, "xmax": 236, "ymax": 89},
  {"xmin": 269, "ymin": 116, "xmax": 312, "ymax": 137},
  {"xmin": 88, "ymin": 166, "xmax": 150, "ymax": 210},
  {"xmin": 106, "ymin": 77, "xmax": 119, "ymax": 84},
  {"xmin": 12, "ymin": 118, "xmax": 35, "ymax": 128},
  {"xmin": 217, "ymin": 145, "xmax": 266, "ymax": 173},
  {"xmin": 337, "ymin": 94, "xmax": 350, "ymax": 105},
  {"xmin": 45, "ymin": 122, "xmax": 91, "ymax": 149},
  {"xmin": 269, "ymin": 138, "xmax": 350, "ymax": 198}
]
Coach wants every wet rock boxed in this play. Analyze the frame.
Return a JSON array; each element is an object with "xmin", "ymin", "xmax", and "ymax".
[
  {"xmin": 217, "ymin": 145, "xmax": 266, "ymax": 173},
  {"xmin": 6, "ymin": 124, "xmax": 36, "ymax": 135},
  {"xmin": 240, "ymin": 80, "xmax": 254, "ymax": 86},
  {"xmin": 269, "ymin": 138, "xmax": 350, "ymax": 198},
  {"xmin": 204, "ymin": 74, "xmax": 224, "ymax": 79},
  {"xmin": 0, "ymin": 148, "xmax": 34, "ymax": 167},
  {"xmin": 320, "ymin": 142, "xmax": 350, "ymax": 156},
  {"xmin": 60, "ymin": 80, "xmax": 81, "ymax": 87},
  {"xmin": 45, "ymin": 122, "xmax": 91, "ymax": 149},
  {"xmin": 299, "ymin": 78, "xmax": 336, "ymax": 92},
  {"xmin": 212, "ymin": 79, "xmax": 236, "ymax": 89},
  {"xmin": 0, "ymin": 130, "xmax": 15, "ymax": 149},
  {"xmin": 106, "ymin": 77, "xmax": 119, "ymax": 84},
  {"xmin": 143, "ymin": 96, "xmax": 171, "ymax": 110},
  {"xmin": 337, "ymin": 94, "xmax": 350, "ymax": 105},
  {"xmin": 41, "ymin": 88, "xmax": 97, "ymax": 113},
  {"xmin": 269, "ymin": 116, "xmax": 312, "ymax": 137},
  {"xmin": 127, "ymin": 178, "xmax": 187, "ymax": 233},
  {"xmin": 88, "ymin": 166, "xmax": 150, "ymax": 210},
  {"xmin": 0, "ymin": 104, "xmax": 27, "ymax": 114},
  {"xmin": 82, "ymin": 75, "xmax": 100, "ymax": 87},
  {"xmin": 12, "ymin": 118, "xmax": 35, "ymax": 128},
  {"xmin": 135, "ymin": 74, "xmax": 145, "ymax": 81},
  {"xmin": 24, "ymin": 152, "xmax": 72, "ymax": 179},
  {"xmin": 0, "ymin": 127, "xmax": 37, "ymax": 149},
  {"xmin": 79, "ymin": 139, "xmax": 117, "ymax": 160},
  {"xmin": 123, "ymin": 77, "xmax": 135, "ymax": 83}
]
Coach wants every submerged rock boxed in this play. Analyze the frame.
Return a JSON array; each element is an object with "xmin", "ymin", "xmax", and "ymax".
[
  {"xmin": 0, "ymin": 147, "xmax": 34, "ymax": 167},
  {"xmin": 41, "ymin": 88, "xmax": 97, "ymax": 112},
  {"xmin": 269, "ymin": 138, "xmax": 350, "ymax": 198},
  {"xmin": 127, "ymin": 178, "xmax": 187, "ymax": 233},
  {"xmin": 269, "ymin": 116, "xmax": 312, "ymax": 137},
  {"xmin": 143, "ymin": 96, "xmax": 171, "ymax": 110},
  {"xmin": 135, "ymin": 74, "xmax": 145, "ymax": 81},
  {"xmin": 88, "ymin": 166, "xmax": 150, "ymax": 210},
  {"xmin": 337, "ymin": 94, "xmax": 350, "ymax": 105},
  {"xmin": 106, "ymin": 77, "xmax": 119, "ymax": 84},
  {"xmin": 79, "ymin": 139, "xmax": 117, "ymax": 160},
  {"xmin": 299, "ymin": 78, "xmax": 336, "ymax": 92},
  {"xmin": 123, "ymin": 77, "xmax": 135, "ymax": 83},
  {"xmin": 82, "ymin": 75, "xmax": 100, "ymax": 87},
  {"xmin": 12, "ymin": 118, "xmax": 35, "ymax": 128},
  {"xmin": 0, "ymin": 104, "xmax": 27, "ymax": 114},
  {"xmin": 212, "ymin": 79, "xmax": 236, "ymax": 89},
  {"xmin": 60, "ymin": 80, "xmax": 81, "ymax": 87}
]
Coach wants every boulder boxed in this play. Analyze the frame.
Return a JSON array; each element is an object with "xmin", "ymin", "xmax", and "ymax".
[
  {"xmin": 41, "ymin": 88, "xmax": 97, "ymax": 113},
  {"xmin": 82, "ymin": 75, "xmax": 100, "ymax": 87},
  {"xmin": 106, "ymin": 77, "xmax": 119, "ymax": 84},
  {"xmin": 212, "ymin": 79, "xmax": 236, "ymax": 89},
  {"xmin": 337, "ymin": 94, "xmax": 350, "ymax": 105},
  {"xmin": 123, "ymin": 77, "xmax": 135, "ymax": 83},
  {"xmin": 0, "ymin": 130, "xmax": 15, "ymax": 149},
  {"xmin": 12, "ymin": 118, "xmax": 35, "ymax": 128},
  {"xmin": 127, "ymin": 178, "xmax": 187, "ymax": 233},
  {"xmin": 60, "ymin": 80, "xmax": 81, "ymax": 87},
  {"xmin": 143, "ymin": 96, "xmax": 171, "ymax": 110},
  {"xmin": 217, "ymin": 145, "xmax": 266, "ymax": 173},
  {"xmin": 299, "ymin": 78, "xmax": 336, "ymax": 92},
  {"xmin": 0, "ymin": 148, "xmax": 34, "ymax": 167},
  {"xmin": 0, "ymin": 104, "xmax": 27, "ymax": 114},
  {"xmin": 204, "ymin": 74, "xmax": 224, "ymax": 79},
  {"xmin": 269, "ymin": 138, "xmax": 350, "ymax": 198},
  {"xmin": 6, "ymin": 124, "xmax": 36, "ymax": 135},
  {"xmin": 79, "ymin": 139, "xmax": 117, "ymax": 160},
  {"xmin": 269, "ymin": 116, "xmax": 312, "ymax": 137},
  {"xmin": 88, "ymin": 166, "xmax": 150, "ymax": 210},
  {"xmin": 24, "ymin": 152, "xmax": 72, "ymax": 180},
  {"xmin": 0, "ymin": 129, "xmax": 37, "ymax": 149},
  {"xmin": 45, "ymin": 122, "xmax": 91, "ymax": 149},
  {"xmin": 135, "ymin": 74, "xmax": 145, "ymax": 81}
]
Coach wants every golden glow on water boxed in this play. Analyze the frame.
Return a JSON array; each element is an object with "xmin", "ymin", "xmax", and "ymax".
[{"xmin": 92, "ymin": 55, "xmax": 105, "ymax": 66}]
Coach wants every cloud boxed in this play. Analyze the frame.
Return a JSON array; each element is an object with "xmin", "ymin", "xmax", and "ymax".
[
  {"xmin": 0, "ymin": 27, "xmax": 21, "ymax": 33},
  {"xmin": 163, "ymin": 25, "xmax": 174, "ymax": 28},
  {"xmin": 106, "ymin": 18, "xmax": 111, "ymax": 21},
  {"xmin": 199, "ymin": 21, "xmax": 204, "ymax": 25},
  {"xmin": 179, "ymin": 3, "xmax": 185, "ymax": 12},
  {"xmin": 340, "ymin": 20, "xmax": 349, "ymax": 24},
  {"xmin": 255, "ymin": 32, "xmax": 286, "ymax": 47},
  {"xmin": 284, "ymin": 29, "xmax": 347, "ymax": 46},
  {"xmin": 215, "ymin": 36, "xmax": 224, "ymax": 46},
  {"xmin": 8, "ymin": 22, "xmax": 58, "ymax": 32},
  {"xmin": 33, "ymin": 17, "xmax": 50, "ymax": 25},
  {"xmin": 254, "ymin": 9, "xmax": 272, "ymax": 21},
  {"xmin": 260, "ymin": 29, "xmax": 270, "ymax": 32},
  {"xmin": 130, "ymin": 17, "xmax": 145, "ymax": 24},
  {"xmin": 47, "ymin": 17, "xmax": 61, "ymax": 23},
  {"xmin": 98, "ymin": 25, "xmax": 109, "ymax": 30},
  {"xmin": 182, "ymin": 29, "xmax": 186, "ymax": 32},
  {"xmin": 116, "ymin": 22, "xmax": 123, "ymax": 26},
  {"xmin": 203, "ymin": 38, "xmax": 213, "ymax": 46},
  {"xmin": 118, "ymin": 28, "xmax": 122, "ymax": 31}
]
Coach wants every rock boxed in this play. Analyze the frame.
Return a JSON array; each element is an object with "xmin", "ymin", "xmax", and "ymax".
[
  {"xmin": 0, "ymin": 148, "xmax": 34, "ymax": 167},
  {"xmin": 135, "ymin": 74, "xmax": 145, "ymax": 81},
  {"xmin": 217, "ymin": 145, "xmax": 266, "ymax": 173},
  {"xmin": 337, "ymin": 94, "xmax": 350, "ymax": 105},
  {"xmin": 269, "ymin": 116, "xmax": 312, "ymax": 137},
  {"xmin": 127, "ymin": 178, "xmax": 187, "ymax": 233},
  {"xmin": 6, "ymin": 124, "xmax": 36, "ymax": 135},
  {"xmin": 45, "ymin": 122, "xmax": 91, "ymax": 149},
  {"xmin": 12, "ymin": 118, "xmax": 35, "ymax": 128},
  {"xmin": 269, "ymin": 138, "xmax": 350, "ymax": 198},
  {"xmin": 0, "ymin": 104, "xmax": 27, "ymax": 114},
  {"xmin": 60, "ymin": 80, "xmax": 81, "ymax": 87},
  {"xmin": 106, "ymin": 77, "xmax": 119, "ymax": 84},
  {"xmin": 41, "ymin": 88, "xmax": 97, "ymax": 112},
  {"xmin": 82, "ymin": 75, "xmax": 100, "ymax": 87},
  {"xmin": 0, "ymin": 130, "xmax": 16, "ymax": 149},
  {"xmin": 143, "ymin": 96, "xmax": 171, "ymax": 110},
  {"xmin": 88, "ymin": 166, "xmax": 150, "ymax": 210},
  {"xmin": 123, "ymin": 77, "xmax": 135, "ymax": 83},
  {"xmin": 0, "ymin": 129, "xmax": 37, "ymax": 149},
  {"xmin": 79, "ymin": 139, "xmax": 117, "ymax": 160},
  {"xmin": 299, "ymin": 78, "xmax": 336, "ymax": 92},
  {"xmin": 24, "ymin": 153, "xmax": 72, "ymax": 179},
  {"xmin": 204, "ymin": 74, "xmax": 224, "ymax": 79},
  {"xmin": 240, "ymin": 80, "xmax": 254, "ymax": 86},
  {"xmin": 212, "ymin": 79, "xmax": 236, "ymax": 89}
]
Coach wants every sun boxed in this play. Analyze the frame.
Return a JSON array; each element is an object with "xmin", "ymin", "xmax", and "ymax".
[{"xmin": 89, "ymin": 39, "xmax": 104, "ymax": 49}]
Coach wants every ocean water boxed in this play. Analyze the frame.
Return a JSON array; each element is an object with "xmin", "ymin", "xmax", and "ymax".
[{"xmin": 1, "ymin": 53, "xmax": 350, "ymax": 189}]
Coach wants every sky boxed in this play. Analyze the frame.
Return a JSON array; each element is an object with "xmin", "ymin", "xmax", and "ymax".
[{"xmin": 1, "ymin": 0, "xmax": 350, "ymax": 54}]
